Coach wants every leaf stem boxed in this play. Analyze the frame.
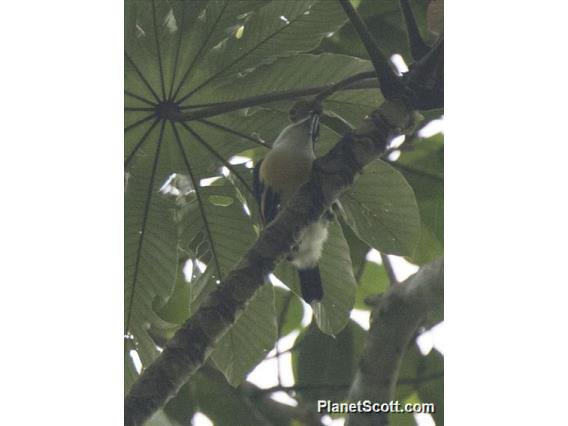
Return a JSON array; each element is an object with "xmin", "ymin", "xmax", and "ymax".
[
  {"xmin": 337, "ymin": 0, "xmax": 406, "ymax": 101},
  {"xmin": 380, "ymin": 253, "xmax": 398, "ymax": 287},
  {"xmin": 174, "ymin": 72, "xmax": 378, "ymax": 121}
]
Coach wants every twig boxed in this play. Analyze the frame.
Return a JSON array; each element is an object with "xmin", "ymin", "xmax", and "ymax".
[
  {"xmin": 174, "ymin": 72, "xmax": 378, "ymax": 121},
  {"xmin": 380, "ymin": 253, "xmax": 398, "ymax": 286},
  {"xmin": 253, "ymin": 371, "xmax": 443, "ymax": 396}
]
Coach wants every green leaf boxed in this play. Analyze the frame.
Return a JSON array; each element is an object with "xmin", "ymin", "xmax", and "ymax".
[
  {"xmin": 394, "ymin": 345, "xmax": 443, "ymax": 425},
  {"xmin": 145, "ymin": 410, "xmax": 178, "ymax": 426},
  {"xmin": 207, "ymin": 52, "xmax": 381, "ymax": 151},
  {"xmin": 124, "ymin": 340, "xmax": 139, "ymax": 394},
  {"xmin": 211, "ymin": 284, "xmax": 277, "ymax": 387},
  {"xmin": 275, "ymin": 288, "xmax": 304, "ymax": 337},
  {"xmin": 178, "ymin": 178, "xmax": 257, "ymax": 287},
  {"xmin": 191, "ymin": 368, "xmax": 279, "ymax": 426},
  {"xmin": 325, "ymin": 88, "xmax": 381, "ymax": 128},
  {"xmin": 341, "ymin": 159, "xmax": 421, "ymax": 257},
  {"xmin": 126, "ymin": 1, "xmax": 262, "ymax": 105},
  {"xmin": 124, "ymin": 128, "xmax": 179, "ymax": 366},
  {"xmin": 156, "ymin": 258, "xmax": 191, "ymax": 326},
  {"xmin": 392, "ymin": 133, "xmax": 444, "ymax": 264},
  {"xmin": 189, "ymin": 0, "xmax": 349, "ymax": 97},
  {"xmin": 340, "ymin": 220, "xmax": 371, "ymax": 282},
  {"xmin": 293, "ymin": 320, "xmax": 367, "ymax": 403},
  {"xmin": 390, "ymin": 412, "xmax": 417, "ymax": 426},
  {"xmin": 390, "ymin": 392, "xmax": 421, "ymax": 426},
  {"xmin": 275, "ymin": 219, "xmax": 357, "ymax": 335},
  {"xmin": 163, "ymin": 383, "xmax": 197, "ymax": 426},
  {"xmin": 342, "ymin": 225, "xmax": 394, "ymax": 308},
  {"xmin": 395, "ymin": 344, "xmax": 423, "ymax": 401},
  {"xmin": 355, "ymin": 260, "xmax": 389, "ymax": 309},
  {"xmin": 212, "ymin": 53, "xmax": 375, "ymax": 102},
  {"xmin": 416, "ymin": 349, "xmax": 444, "ymax": 425}
]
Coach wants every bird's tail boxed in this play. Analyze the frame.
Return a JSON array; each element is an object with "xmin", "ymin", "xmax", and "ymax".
[{"xmin": 298, "ymin": 266, "xmax": 323, "ymax": 303}]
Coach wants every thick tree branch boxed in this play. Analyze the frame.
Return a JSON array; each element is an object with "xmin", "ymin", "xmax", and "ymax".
[
  {"xmin": 124, "ymin": 98, "xmax": 415, "ymax": 425},
  {"xmin": 345, "ymin": 258, "xmax": 444, "ymax": 426},
  {"xmin": 175, "ymin": 72, "xmax": 378, "ymax": 121}
]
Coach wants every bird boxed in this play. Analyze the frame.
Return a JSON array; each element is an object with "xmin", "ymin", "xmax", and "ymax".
[{"xmin": 252, "ymin": 108, "xmax": 329, "ymax": 304}]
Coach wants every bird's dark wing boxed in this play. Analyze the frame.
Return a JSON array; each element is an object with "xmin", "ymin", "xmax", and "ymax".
[
  {"xmin": 253, "ymin": 160, "xmax": 280, "ymax": 225},
  {"xmin": 252, "ymin": 160, "xmax": 264, "ymax": 205}
]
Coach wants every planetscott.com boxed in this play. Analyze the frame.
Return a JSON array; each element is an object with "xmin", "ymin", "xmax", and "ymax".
[{"xmin": 317, "ymin": 400, "xmax": 436, "ymax": 414}]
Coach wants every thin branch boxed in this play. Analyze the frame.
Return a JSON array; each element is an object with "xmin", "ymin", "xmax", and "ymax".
[
  {"xmin": 255, "ymin": 383, "xmax": 349, "ymax": 396},
  {"xmin": 199, "ymin": 365, "xmax": 325, "ymax": 426},
  {"xmin": 175, "ymin": 72, "xmax": 379, "ymax": 121},
  {"xmin": 337, "ymin": 0, "xmax": 406, "ymax": 101},
  {"xmin": 239, "ymin": 380, "xmax": 325, "ymax": 426},
  {"xmin": 380, "ymin": 253, "xmax": 398, "ymax": 286},
  {"xmin": 314, "ymin": 71, "xmax": 376, "ymax": 103},
  {"xmin": 255, "ymin": 371, "xmax": 443, "ymax": 396}
]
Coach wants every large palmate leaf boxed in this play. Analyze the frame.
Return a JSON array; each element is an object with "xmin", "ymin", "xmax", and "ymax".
[
  {"xmin": 125, "ymin": 0, "xmax": 356, "ymax": 364},
  {"xmin": 124, "ymin": 123, "xmax": 180, "ymax": 367},
  {"xmin": 181, "ymin": 0, "xmax": 349, "ymax": 105},
  {"xmin": 341, "ymin": 159, "xmax": 421, "ymax": 257}
]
